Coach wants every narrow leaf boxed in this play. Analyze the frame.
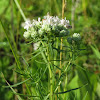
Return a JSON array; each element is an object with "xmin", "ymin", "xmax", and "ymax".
[
  {"xmin": 55, "ymin": 83, "xmax": 88, "ymax": 94},
  {"xmin": 3, "ymin": 78, "xmax": 30, "ymax": 88},
  {"xmin": 90, "ymin": 45, "xmax": 100, "ymax": 59}
]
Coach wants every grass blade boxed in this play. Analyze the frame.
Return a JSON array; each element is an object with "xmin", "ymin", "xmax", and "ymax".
[
  {"xmin": 14, "ymin": 0, "xmax": 26, "ymax": 21},
  {"xmin": 82, "ymin": 91, "xmax": 88, "ymax": 100},
  {"xmin": 0, "ymin": 20, "xmax": 21, "ymax": 69},
  {"xmin": 90, "ymin": 45, "xmax": 100, "ymax": 59},
  {"xmin": 3, "ymin": 78, "xmax": 30, "ymax": 88},
  {"xmin": 1, "ymin": 72, "xmax": 22, "ymax": 100}
]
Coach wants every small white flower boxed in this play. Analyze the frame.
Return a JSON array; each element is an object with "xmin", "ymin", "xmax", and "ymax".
[
  {"xmin": 60, "ymin": 19, "xmax": 65, "ymax": 25},
  {"xmin": 60, "ymin": 18, "xmax": 69, "ymax": 27},
  {"xmin": 38, "ymin": 17, "xmax": 41, "ymax": 22},
  {"xmin": 24, "ymin": 20, "xmax": 32, "ymax": 30},
  {"xmin": 33, "ymin": 42, "xmax": 40, "ymax": 50}
]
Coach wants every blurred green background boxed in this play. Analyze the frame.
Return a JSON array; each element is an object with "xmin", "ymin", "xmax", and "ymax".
[{"xmin": 0, "ymin": 0, "xmax": 100, "ymax": 100}]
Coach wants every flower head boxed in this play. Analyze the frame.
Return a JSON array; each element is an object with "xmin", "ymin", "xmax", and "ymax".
[
  {"xmin": 72, "ymin": 33, "xmax": 81, "ymax": 41},
  {"xmin": 23, "ymin": 13, "xmax": 71, "ymax": 39}
]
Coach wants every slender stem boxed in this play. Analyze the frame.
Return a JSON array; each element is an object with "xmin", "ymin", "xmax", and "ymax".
[
  {"xmin": 62, "ymin": 0, "xmax": 65, "ymax": 19},
  {"xmin": 59, "ymin": 38, "xmax": 63, "ymax": 77},
  {"xmin": 11, "ymin": 1, "xmax": 18, "ymax": 99},
  {"xmin": 71, "ymin": 0, "xmax": 75, "ymax": 31},
  {"xmin": 62, "ymin": 1, "xmax": 68, "ymax": 99},
  {"xmin": 41, "ymin": 41, "xmax": 53, "ymax": 100},
  {"xmin": 48, "ymin": 65, "xmax": 53, "ymax": 100},
  {"xmin": 58, "ymin": 0, "xmax": 65, "ymax": 93},
  {"xmin": 54, "ymin": 38, "xmax": 58, "ymax": 100},
  {"xmin": 47, "ymin": 44, "xmax": 53, "ymax": 100}
]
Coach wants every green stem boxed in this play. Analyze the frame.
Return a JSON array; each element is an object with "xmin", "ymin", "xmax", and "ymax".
[
  {"xmin": 48, "ymin": 65, "xmax": 53, "ymax": 100},
  {"xmin": 40, "ymin": 41, "xmax": 53, "ymax": 100},
  {"xmin": 59, "ymin": 0, "xmax": 65, "ymax": 93},
  {"xmin": 47, "ymin": 44, "xmax": 53, "ymax": 100}
]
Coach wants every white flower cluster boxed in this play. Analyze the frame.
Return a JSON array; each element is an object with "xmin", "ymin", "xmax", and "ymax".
[
  {"xmin": 73, "ymin": 33, "xmax": 81, "ymax": 38},
  {"xmin": 72, "ymin": 33, "xmax": 81, "ymax": 41},
  {"xmin": 23, "ymin": 14, "xmax": 70, "ymax": 39},
  {"xmin": 43, "ymin": 14, "xmax": 69, "ymax": 27},
  {"xmin": 67, "ymin": 33, "xmax": 81, "ymax": 44}
]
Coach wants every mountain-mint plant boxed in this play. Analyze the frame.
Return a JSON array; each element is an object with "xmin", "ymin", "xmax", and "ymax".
[{"xmin": 23, "ymin": 14, "xmax": 81, "ymax": 100}]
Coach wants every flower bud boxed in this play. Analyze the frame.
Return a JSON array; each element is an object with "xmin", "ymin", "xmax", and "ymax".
[{"xmin": 23, "ymin": 31, "xmax": 31, "ymax": 39}]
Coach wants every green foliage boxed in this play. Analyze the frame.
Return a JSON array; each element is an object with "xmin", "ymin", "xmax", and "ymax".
[{"xmin": 0, "ymin": 0, "xmax": 100, "ymax": 100}]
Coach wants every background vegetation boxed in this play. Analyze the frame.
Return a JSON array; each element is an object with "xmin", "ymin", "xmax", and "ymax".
[{"xmin": 0, "ymin": 0, "xmax": 100, "ymax": 100}]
